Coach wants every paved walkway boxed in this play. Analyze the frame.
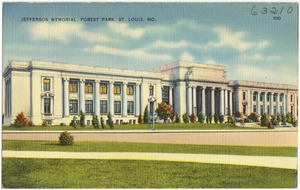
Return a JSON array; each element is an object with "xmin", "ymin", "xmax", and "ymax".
[
  {"xmin": 3, "ymin": 130, "xmax": 297, "ymax": 147},
  {"xmin": 2, "ymin": 150, "xmax": 297, "ymax": 170}
]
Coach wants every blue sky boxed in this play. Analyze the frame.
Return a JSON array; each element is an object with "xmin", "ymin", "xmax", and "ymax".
[{"xmin": 3, "ymin": 3, "xmax": 298, "ymax": 85}]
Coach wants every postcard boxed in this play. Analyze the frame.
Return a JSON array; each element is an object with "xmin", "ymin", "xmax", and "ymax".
[{"xmin": 2, "ymin": 2, "xmax": 298, "ymax": 188}]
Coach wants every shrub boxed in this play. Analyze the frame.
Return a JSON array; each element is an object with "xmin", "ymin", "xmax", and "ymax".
[
  {"xmin": 174, "ymin": 114, "xmax": 181, "ymax": 123},
  {"xmin": 286, "ymin": 113, "xmax": 292, "ymax": 124},
  {"xmin": 28, "ymin": 121, "xmax": 34, "ymax": 126},
  {"xmin": 79, "ymin": 110, "xmax": 85, "ymax": 127},
  {"xmin": 197, "ymin": 112, "xmax": 205, "ymax": 123},
  {"xmin": 92, "ymin": 115, "xmax": 99, "ymax": 129},
  {"xmin": 281, "ymin": 113, "xmax": 287, "ymax": 125},
  {"xmin": 235, "ymin": 111, "xmax": 243, "ymax": 118},
  {"xmin": 156, "ymin": 102, "xmax": 173, "ymax": 122},
  {"xmin": 277, "ymin": 114, "xmax": 281, "ymax": 124},
  {"xmin": 60, "ymin": 123, "xmax": 66, "ymax": 126},
  {"xmin": 100, "ymin": 117, "xmax": 105, "ymax": 129},
  {"xmin": 138, "ymin": 115, "xmax": 143, "ymax": 124},
  {"xmin": 70, "ymin": 116, "xmax": 78, "ymax": 128},
  {"xmin": 213, "ymin": 113, "xmax": 219, "ymax": 123},
  {"xmin": 108, "ymin": 112, "xmax": 114, "ymax": 129},
  {"xmin": 244, "ymin": 118, "xmax": 251, "ymax": 123},
  {"xmin": 208, "ymin": 114, "xmax": 212, "ymax": 123},
  {"xmin": 189, "ymin": 113, "xmax": 197, "ymax": 123},
  {"xmin": 143, "ymin": 106, "xmax": 150, "ymax": 124},
  {"xmin": 14, "ymin": 112, "xmax": 29, "ymax": 126},
  {"xmin": 267, "ymin": 122, "xmax": 274, "ymax": 129},
  {"xmin": 42, "ymin": 120, "xmax": 48, "ymax": 127},
  {"xmin": 206, "ymin": 116, "xmax": 209, "ymax": 123},
  {"xmin": 182, "ymin": 113, "xmax": 189, "ymax": 123},
  {"xmin": 227, "ymin": 115, "xmax": 235, "ymax": 124},
  {"xmin": 248, "ymin": 113, "xmax": 259, "ymax": 122},
  {"xmin": 261, "ymin": 113, "xmax": 269, "ymax": 126},
  {"xmin": 218, "ymin": 114, "xmax": 224, "ymax": 124},
  {"xmin": 59, "ymin": 131, "xmax": 74, "ymax": 145},
  {"xmin": 239, "ymin": 118, "xmax": 244, "ymax": 125},
  {"xmin": 271, "ymin": 115, "xmax": 278, "ymax": 126}
]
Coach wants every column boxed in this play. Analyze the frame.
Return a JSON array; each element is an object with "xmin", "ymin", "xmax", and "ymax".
[
  {"xmin": 192, "ymin": 86, "xmax": 197, "ymax": 114},
  {"xmin": 250, "ymin": 90, "xmax": 253, "ymax": 114},
  {"xmin": 276, "ymin": 93, "xmax": 279, "ymax": 115},
  {"xmin": 94, "ymin": 80, "xmax": 99, "ymax": 115},
  {"xmin": 63, "ymin": 78, "xmax": 69, "ymax": 117},
  {"xmin": 169, "ymin": 86, "xmax": 173, "ymax": 106},
  {"xmin": 109, "ymin": 81, "xmax": 114, "ymax": 114},
  {"xmin": 220, "ymin": 89, "xmax": 224, "ymax": 115},
  {"xmin": 80, "ymin": 79, "xmax": 85, "ymax": 112},
  {"xmin": 263, "ymin": 92, "xmax": 267, "ymax": 114},
  {"xmin": 229, "ymin": 90, "xmax": 232, "ymax": 115},
  {"xmin": 225, "ymin": 90, "xmax": 228, "ymax": 115},
  {"xmin": 211, "ymin": 88, "xmax": 215, "ymax": 115},
  {"xmin": 122, "ymin": 82, "xmax": 127, "ymax": 117},
  {"xmin": 135, "ymin": 83, "xmax": 140, "ymax": 116},
  {"xmin": 187, "ymin": 85, "xmax": 192, "ymax": 115},
  {"xmin": 283, "ymin": 93, "xmax": 286, "ymax": 115},
  {"xmin": 202, "ymin": 87, "xmax": 206, "ymax": 116},
  {"xmin": 270, "ymin": 93, "xmax": 273, "ymax": 115},
  {"xmin": 256, "ymin": 92, "xmax": 260, "ymax": 114}
]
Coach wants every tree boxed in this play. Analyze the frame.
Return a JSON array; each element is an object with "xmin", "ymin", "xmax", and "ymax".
[
  {"xmin": 14, "ymin": 112, "xmax": 29, "ymax": 126},
  {"xmin": 189, "ymin": 113, "xmax": 197, "ymax": 123},
  {"xmin": 138, "ymin": 115, "xmax": 143, "ymax": 124},
  {"xmin": 248, "ymin": 113, "xmax": 259, "ymax": 122},
  {"xmin": 174, "ymin": 114, "xmax": 181, "ymax": 123},
  {"xmin": 218, "ymin": 114, "xmax": 224, "ymax": 124},
  {"xmin": 281, "ymin": 113, "xmax": 287, "ymax": 125},
  {"xmin": 213, "ymin": 113, "xmax": 219, "ymax": 123},
  {"xmin": 143, "ymin": 106, "xmax": 150, "ymax": 124},
  {"xmin": 100, "ymin": 117, "xmax": 105, "ymax": 129},
  {"xmin": 92, "ymin": 115, "xmax": 99, "ymax": 129},
  {"xmin": 156, "ymin": 103, "xmax": 173, "ymax": 122},
  {"xmin": 197, "ymin": 112, "xmax": 205, "ymax": 123},
  {"xmin": 79, "ymin": 110, "xmax": 85, "ymax": 127},
  {"xmin": 108, "ymin": 112, "xmax": 114, "ymax": 129},
  {"xmin": 261, "ymin": 113, "xmax": 269, "ymax": 126},
  {"xmin": 70, "ymin": 116, "xmax": 78, "ymax": 128}
]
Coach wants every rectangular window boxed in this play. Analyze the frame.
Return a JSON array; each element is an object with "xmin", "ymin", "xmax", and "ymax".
[
  {"xmin": 149, "ymin": 85, "xmax": 154, "ymax": 96},
  {"xmin": 291, "ymin": 106, "xmax": 294, "ymax": 115},
  {"xmin": 69, "ymin": 81, "xmax": 78, "ymax": 93},
  {"xmin": 85, "ymin": 82, "xmax": 93, "ymax": 93},
  {"xmin": 127, "ymin": 101, "xmax": 134, "ymax": 114},
  {"xmin": 114, "ymin": 84, "xmax": 121, "ymax": 94},
  {"xmin": 100, "ymin": 100, "xmax": 107, "ymax": 114},
  {"xmin": 273, "ymin": 95, "xmax": 276, "ymax": 102},
  {"xmin": 242, "ymin": 92, "xmax": 246, "ymax": 100},
  {"xmin": 243, "ymin": 105, "xmax": 246, "ymax": 115},
  {"xmin": 280, "ymin": 95, "xmax": 283, "ymax": 102},
  {"xmin": 260, "ymin": 105, "xmax": 263, "ymax": 114},
  {"xmin": 260, "ymin": 94, "xmax": 263, "ymax": 102},
  {"xmin": 280, "ymin": 106, "xmax": 283, "ymax": 114},
  {"xmin": 291, "ymin": 95, "xmax": 293, "ymax": 102},
  {"xmin": 100, "ymin": 83, "xmax": 107, "ymax": 94},
  {"xmin": 44, "ymin": 98, "xmax": 51, "ymax": 114},
  {"xmin": 114, "ymin": 101, "xmax": 121, "ymax": 114},
  {"xmin": 85, "ymin": 100, "xmax": 93, "ymax": 114},
  {"xmin": 253, "ymin": 93, "xmax": 256, "ymax": 101},
  {"xmin": 69, "ymin": 100, "xmax": 78, "ymax": 114},
  {"xmin": 267, "ymin": 94, "xmax": 270, "ymax": 102},
  {"xmin": 162, "ymin": 86, "xmax": 170, "ymax": 104},
  {"xmin": 127, "ymin": 85, "xmax": 134, "ymax": 95},
  {"xmin": 253, "ymin": 105, "xmax": 256, "ymax": 113},
  {"xmin": 273, "ymin": 106, "xmax": 276, "ymax": 114},
  {"xmin": 43, "ymin": 78, "xmax": 50, "ymax": 92},
  {"xmin": 267, "ymin": 106, "xmax": 270, "ymax": 115}
]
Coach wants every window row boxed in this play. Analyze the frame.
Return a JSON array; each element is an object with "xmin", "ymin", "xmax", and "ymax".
[
  {"xmin": 68, "ymin": 81, "xmax": 135, "ymax": 95},
  {"xmin": 69, "ymin": 100, "xmax": 134, "ymax": 115},
  {"xmin": 242, "ymin": 91, "xmax": 286, "ymax": 102}
]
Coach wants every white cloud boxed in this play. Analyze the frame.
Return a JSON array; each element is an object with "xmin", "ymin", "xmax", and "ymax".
[
  {"xmin": 209, "ymin": 26, "xmax": 253, "ymax": 52},
  {"xmin": 108, "ymin": 22, "xmax": 145, "ymax": 38},
  {"xmin": 154, "ymin": 40, "xmax": 188, "ymax": 49},
  {"xmin": 86, "ymin": 45, "xmax": 173, "ymax": 61},
  {"xmin": 236, "ymin": 64, "xmax": 274, "ymax": 80},
  {"xmin": 257, "ymin": 40, "xmax": 270, "ymax": 49},
  {"xmin": 180, "ymin": 52, "xmax": 194, "ymax": 61},
  {"xmin": 28, "ymin": 22, "xmax": 110, "ymax": 43},
  {"xmin": 239, "ymin": 53, "xmax": 281, "ymax": 62}
]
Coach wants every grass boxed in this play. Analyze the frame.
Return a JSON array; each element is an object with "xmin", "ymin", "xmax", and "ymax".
[
  {"xmin": 2, "ymin": 158, "xmax": 297, "ymax": 188},
  {"xmin": 3, "ymin": 140, "xmax": 297, "ymax": 157},
  {"xmin": 2, "ymin": 123, "xmax": 264, "ymax": 131}
]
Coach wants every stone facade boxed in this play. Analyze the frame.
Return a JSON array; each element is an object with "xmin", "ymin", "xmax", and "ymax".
[{"xmin": 2, "ymin": 60, "xmax": 298, "ymax": 125}]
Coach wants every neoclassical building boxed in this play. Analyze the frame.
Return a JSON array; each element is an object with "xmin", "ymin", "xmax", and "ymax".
[{"xmin": 2, "ymin": 60, "xmax": 298, "ymax": 125}]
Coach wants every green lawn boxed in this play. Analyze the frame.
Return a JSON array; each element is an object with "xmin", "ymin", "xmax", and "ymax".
[
  {"xmin": 2, "ymin": 158, "xmax": 296, "ymax": 188},
  {"xmin": 2, "ymin": 123, "xmax": 265, "ymax": 130},
  {"xmin": 3, "ymin": 140, "xmax": 297, "ymax": 157}
]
